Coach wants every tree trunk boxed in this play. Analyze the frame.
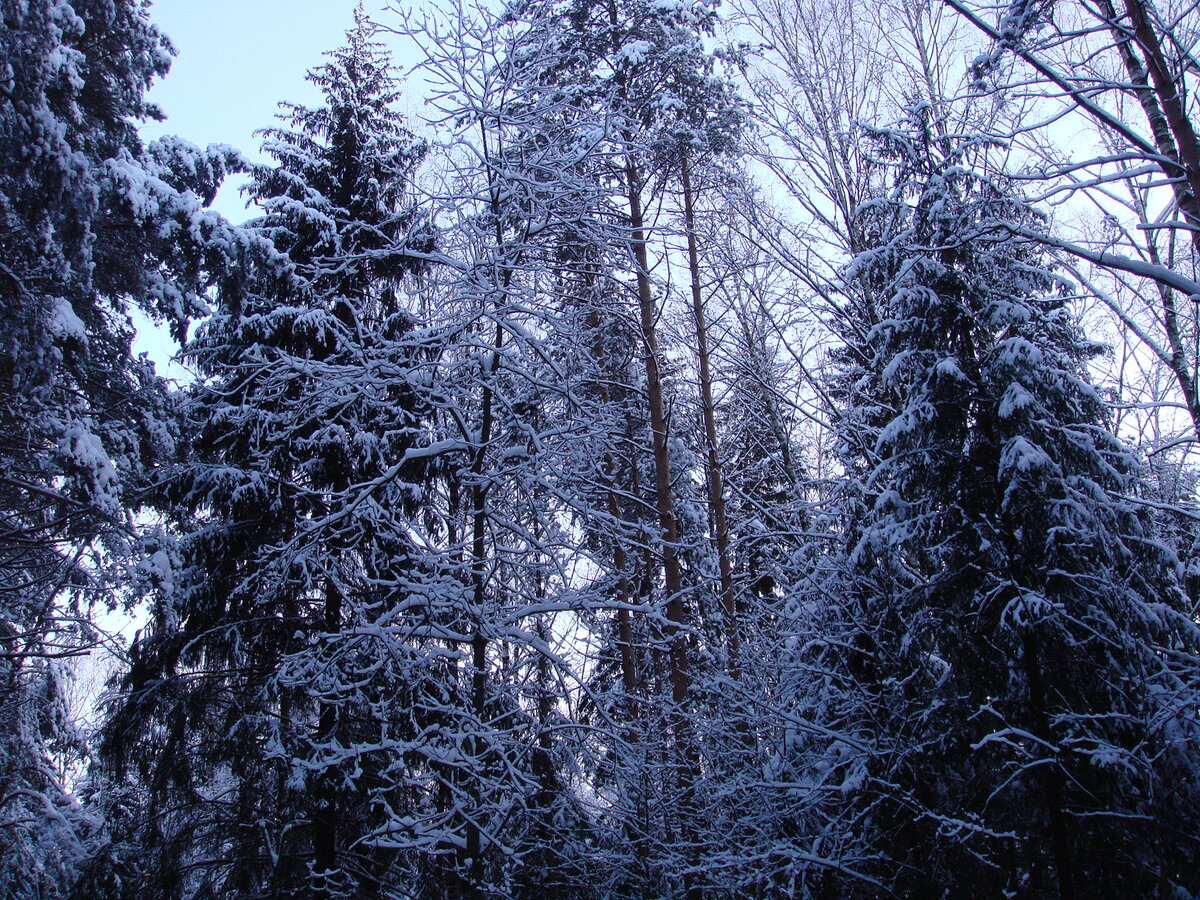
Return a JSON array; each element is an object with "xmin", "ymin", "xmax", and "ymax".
[
  {"xmin": 312, "ymin": 578, "xmax": 343, "ymax": 898},
  {"xmin": 623, "ymin": 153, "xmax": 690, "ymax": 710},
  {"xmin": 460, "ymin": 318, "xmax": 505, "ymax": 899},
  {"xmin": 681, "ymin": 153, "xmax": 739, "ymax": 670},
  {"xmin": 624, "ymin": 134, "xmax": 703, "ymax": 900},
  {"xmin": 1022, "ymin": 633, "xmax": 1075, "ymax": 900}
]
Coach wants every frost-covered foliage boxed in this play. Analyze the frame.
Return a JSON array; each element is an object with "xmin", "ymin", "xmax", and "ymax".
[
  {"xmin": 715, "ymin": 299, "xmax": 805, "ymax": 602},
  {"xmin": 480, "ymin": 1, "xmax": 758, "ymax": 892},
  {"xmin": 8, "ymin": 0, "xmax": 1200, "ymax": 896},
  {"xmin": 0, "ymin": 2, "xmax": 252, "ymax": 896},
  {"xmin": 794, "ymin": 104, "xmax": 1200, "ymax": 898},
  {"xmin": 396, "ymin": 9, "xmax": 638, "ymax": 894},
  {"xmin": 512, "ymin": 0, "xmax": 744, "ymax": 159},
  {"xmin": 98, "ymin": 18, "xmax": 449, "ymax": 899}
]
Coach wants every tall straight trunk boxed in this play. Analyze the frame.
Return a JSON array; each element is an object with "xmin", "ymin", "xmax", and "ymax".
[
  {"xmin": 460, "ymin": 317, "xmax": 504, "ymax": 899},
  {"xmin": 602, "ymin": 0, "xmax": 689, "ymax": 724},
  {"xmin": 603, "ymin": 7, "xmax": 700, "ymax": 893},
  {"xmin": 624, "ymin": 142, "xmax": 703, "ymax": 900},
  {"xmin": 680, "ymin": 153, "xmax": 739, "ymax": 670},
  {"xmin": 452, "ymin": 107, "xmax": 526, "ymax": 891},
  {"xmin": 623, "ymin": 153, "xmax": 691, "ymax": 716},
  {"xmin": 618, "ymin": 409, "xmax": 656, "ymax": 894}
]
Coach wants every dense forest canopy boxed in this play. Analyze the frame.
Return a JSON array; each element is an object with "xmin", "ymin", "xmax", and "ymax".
[{"xmin": 1, "ymin": 0, "xmax": 1198, "ymax": 897}]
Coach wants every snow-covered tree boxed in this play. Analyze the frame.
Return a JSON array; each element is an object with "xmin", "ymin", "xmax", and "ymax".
[
  {"xmin": 393, "ymin": 6, "xmax": 637, "ymax": 893},
  {"xmin": 802, "ymin": 103, "xmax": 1200, "ymax": 898},
  {"xmin": 489, "ymin": 4, "xmax": 753, "ymax": 888},
  {"xmin": 102, "ymin": 19, "xmax": 442, "ymax": 898},
  {"xmin": 25, "ymin": 0, "xmax": 1198, "ymax": 896},
  {"xmin": 0, "ymin": 1, "xmax": 255, "ymax": 895}
]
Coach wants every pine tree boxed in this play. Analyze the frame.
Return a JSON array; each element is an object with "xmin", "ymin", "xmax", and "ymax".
[
  {"xmin": 493, "ymin": 4, "xmax": 752, "ymax": 891},
  {"xmin": 807, "ymin": 103, "xmax": 1200, "ymax": 898}
]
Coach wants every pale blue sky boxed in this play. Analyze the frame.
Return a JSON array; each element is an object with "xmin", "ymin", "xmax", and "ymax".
[{"xmin": 141, "ymin": 0, "xmax": 393, "ymax": 221}]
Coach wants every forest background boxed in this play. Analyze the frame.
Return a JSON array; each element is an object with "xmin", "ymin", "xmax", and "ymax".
[{"xmin": 3, "ymin": 0, "xmax": 1200, "ymax": 897}]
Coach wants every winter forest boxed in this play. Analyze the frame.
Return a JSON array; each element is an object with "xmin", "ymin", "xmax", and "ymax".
[{"xmin": 6, "ymin": 0, "xmax": 1200, "ymax": 896}]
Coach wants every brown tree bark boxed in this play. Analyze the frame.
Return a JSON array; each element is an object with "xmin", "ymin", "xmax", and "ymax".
[
  {"xmin": 623, "ymin": 153, "xmax": 691, "ymax": 714},
  {"xmin": 681, "ymin": 153, "xmax": 739, "ymax": 671}
]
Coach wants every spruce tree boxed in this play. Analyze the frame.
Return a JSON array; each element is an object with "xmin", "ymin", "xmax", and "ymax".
[
  {"xmin": 808, "ymin": 103, "xmax": 1200, "ymax": 898},
  {"xmin": 103, "ymin": 18, "xmax": 438, "ymax": 898},
  {"xmin": 0, "ymin": 2, "xmax": 250, "ymax": 895}
]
